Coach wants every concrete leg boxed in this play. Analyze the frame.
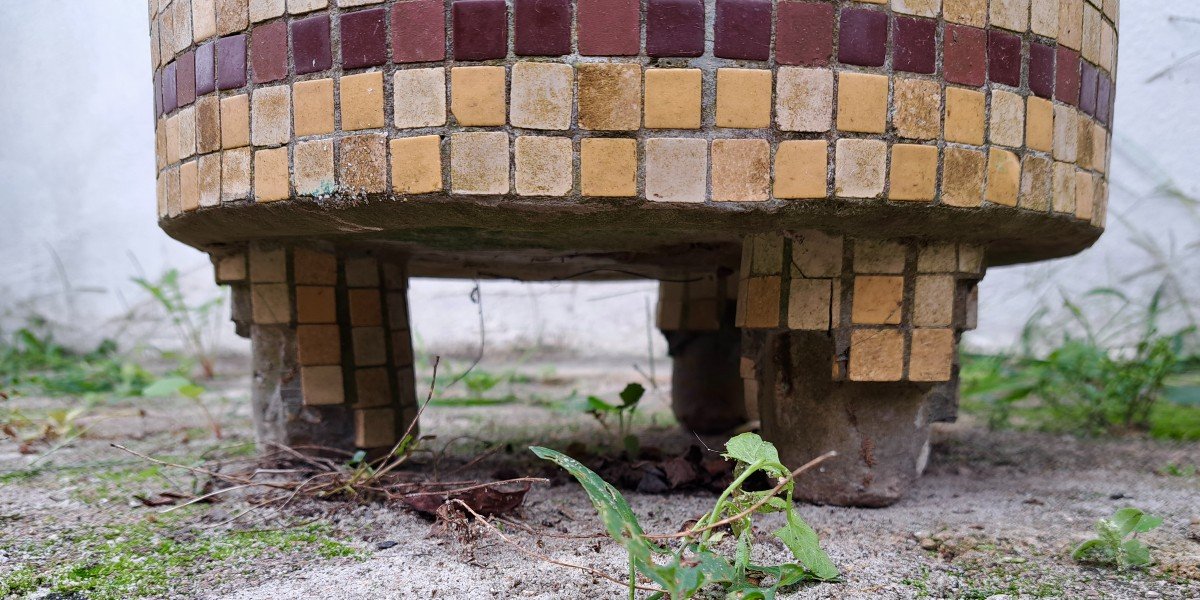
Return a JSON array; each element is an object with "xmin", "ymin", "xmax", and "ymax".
[{"xmin": 216, "ymin": 244, "xmax": 418, "ymax": 453}]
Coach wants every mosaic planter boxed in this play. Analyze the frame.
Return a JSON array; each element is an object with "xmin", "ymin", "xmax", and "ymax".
[{"xmin": 149, "ymin": 0, "xmax": 1118, "ymax": 505}]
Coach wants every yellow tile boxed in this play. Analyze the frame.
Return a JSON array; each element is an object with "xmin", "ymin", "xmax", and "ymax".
[
  {"xmin": 893, "ymin": 77, "xmax": 942, "ymax": 140},
  {"xmin": 945, "ymin": 87, "xmax": 985, "ymax": 145},
  {"xmin": 913, "ymin": 275, "xmax": 955, "ymax": 326},
  {"xmin": 889, "ymin": 144, "xmax": 938, "ymax": 202},
  {"xmin": 390, "ymin": 135, "xmax": 443, "ymax": 194},
  {"xmin": 1058, "ymin": 0, "xmax": 1083, "ymax": 50},
  {"xmin": 836, "ymin": 72, "xmax": 888, "ymax": 134},
  {"xmin": 219, "ymin": 93, "xmax": 249, "ymax": 149},
  {"xmin": 1052, "ymin": 161, "xmax": 1077, "ymax": 214},
  {"xmin": 340, "ymin": 71, "xmax": 386, "ymax": 131},
  {"xmin": 450, "ymin": 66, "xmax": 507, "ymax": 127},
  {"xmin": 773, "ymin": 140, "xmax": 828, "ymax": 200},
  {"xmin": 1075, "ymin": 170, "xmax": 1095, "ymax": 220},
  {"xmin": 301, "ymin": 366, "xmax": 344, "ymax": 405},
  {"xmin": 580, "ymin": 138, "xmax": 637, "ymax": 197},
  {"xmin": 1026, "ymin": 96, "xmax": 1054, "ymax": 152},
  {"xmin": 909, "ymin": 328, "xmax": 955, "ymax": 381},
  {"xmin": 180, "ymin": 160, "xmax": 200, "ymax": 212},
  {"xmin": 577, "ymin": 63, "xmax": 641, "ymax": 131},
  {"xmin": 849, "ymin": 329, "xmax": 904, "ymax": 382},
  {"xmin": 942, "ymin": 147, "xmax": 986, "ymax": 207},
  {"xmin": 644, "ymin": 68, "xmax": 702, "ymax": 129},
  {"xmin": 986, "ymin": 148, "xmax": 1021, "ymax": 206},
  {"xmin": 712, "ymin": 139, "xmax": 769, "ymax": 202},
  {"xmin": 990, "ymin": 89, "xmax": 1025, "ymax": 148},
  {"xmin": 852, "ymin": 275, "xmax": 904, "ymax": 325},
  {"xmin": 293, "ymin": 78, "xmax": 335, "ymax": 137},
  {"xmin": 355, "ymin": 407, "xmax": 396, "ymax": 447},
  {"xmin": 253, "ymin": 147, "xmax": 290, "ymax": 202},
  {"xmin": 944, "ymin": 0, "xmax": 986, "ymax": 27},
  {"xmin": 743, "ymin": 276, "xmax": 782, "ymax": 329},
  {"xmin": 715, "ymin": 68, "xmax": 771, "ymax": 129},
  {"xmin": 1019, "ymin": 154, "xmax": 1053, "ymax": 211}
]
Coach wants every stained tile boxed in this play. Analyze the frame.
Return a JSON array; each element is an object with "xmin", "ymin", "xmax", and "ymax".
[
  {"xmin": 221, "ymin": 147, "xmax": 252, "ymax": 200},
  {"xmin": 645, "ymin": 138, "xmax": 707, "ymax": 203},
  {"xmin": 392, "ymin": 0, "xmax": 446, "ymax": 63},
  {"xmin": 176, "ymin": 51, "xmax": 196, "ymax": 107},
  {"xmin": 339, "ymin": 134, "xmax": 388, "ymax": 194},
  {"xmin": 838, "ymin": 8, "xmax": 888, "ymax": 67},
  {"xmin": 450, "ymin": 132, "xmax": 510, "ymax": 194},
  {"xmin": 288, "ymin": 0, "xmax": 328, "ymax": 13},
  {"xmin": 215, "ymin": 34, "xmax": 247, "ymax": 90},
  {"xmin": 990, "ymin": 0, "xmax": 1030, "ymax": 32},
  {"xmin": 987, "ymin": 147, "xmax": 1021, "ymax": 206},
  {"xmin": 294, "ymin": 139, "xmax": 336, "ymax": 195},
  {"xmin": 1096, "ymin": 75, "xmax": 1112, "ymax": 126},
  {"xmin": 163, "ymin": 62, "xmax": 178, "ymax": 112},
  {"xmin": 217, "ymin": 0, "xmax": 249, "ymax": 36},
  {"xmin": 251, "ymin": 85, "xmax": 291, "ymax": 146},
  {"xmin": 577, "ymin": 63, "xmax": 641, "ymax": 131},
  {"xmin": 193, "ymin": 0, "xmax": 217, "ymax": 41},
  {"xmin": 1078, "ymin": 61, "xmax": 1098, "ymax": 117},
  {"xmin": 250, "ymin": 20, "xmax": 288, "ymax": 84},
  {"xmin": 893, "ymin": 16, "xmax": 936, "ymax": 74},
  {"xmin": 834, "ymin": 139, "xmax": 887, "ymax": 199},
  {"xmin": 1028, "ymin": 42, "xmax": 1054, "ymax": 99},
  {"xmin": 776, "ymin": 2, "xmax": 834, "ymax": 67},
  {"xmin": 578, "ymin": 0, "xmax": 640, "ymax": 56},
  {"xmin": 988, "ymin": 29, "xmax": 1022, "ymax": 87},
  {"xmin": 714, "ymin": 0, "xmax": 772, "ymax": 61},
  {"xmin": 776, "ymin": 67, "xmax": 833, "ymax": 132},
  {"xmin": 712, "ymin": 139, "xmax": 770, "ymax": 202},
  {"xmin": 515, "ymin": 136, "xmax": 573, "ymax": 196},
  {"xmin": 196, "ymin": 96, "xmax": 222, "ymax": 152},
  {"xmin": 393, "ymin": 68, "xmax": 447, "ymax": 129},
  {"xmin": 292, "ymin": 15, "xmax": 333, "ymax": 75},
  {"xmin": 941, "ymin": 147, "xmax": 985, "ymax": 207},
  {"xmin": 944, "ymin": 0, "xmax": 986, "ymax": 27},
  {"xmin": 195, "ymin": 41, "xmax": 216, "ymax": 95},
  {"xmin": 646, "ymin": 0, "xmax": 705, "ymax": 58},
  {"xmin": 909, "ymin": 328, "xmax": 955, "ymax": 381},
  {"xmin": 249, "ymin": 0, "xmax": 285, "ymax": 22},
  {"xmin": 1055, "ymin": 46, "xmax": 1080, "ymax": 106},
  {"xmin": 944, "ymin": 24, "xmax": 986, "ymax": 87},
  {"xmin": 220, "ymin": 94, "xmax": 250, "ymax": 148},
  {"xmin": 515, "ymin": 0, "xmax": 571, "ymax": 56},
  {"xmin": 510, "ymin": 62, "xmax": 573, "ymax": 130},
  {"xmin": 339, "ymin": 8, "xmax": 388, "ymax": 70},
  {"xmin": 990, "ymin": 89, "xmax": 1025, "ymax": 147},
  {"xmin": 893, "ymin": 77, "xmax": 941, "ymax": 140},
  {"xmin": 453, "ymin": 0, "xmax": 508, "ymax": 61}
]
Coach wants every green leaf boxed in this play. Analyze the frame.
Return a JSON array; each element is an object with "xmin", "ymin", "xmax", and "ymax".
[
  {"xmin": 619, "ymin": 383, "xmax": 645, "ymax": 408},
  {"xmin": 1121, "ymin": 538, "xmax": 1151, "ymax": 567},
  {"xmin": 722, "ymin": 433, "xmax": 782, "ymax": 475},
  {"xmin": 734, "ymin": 529, "xmax": 752, "ymax": 580},
  {"xmin": 141, "ymin": 377, "xmax": 192, "ymax": 397},
  {"xmin": 586, "ymin": 396, "xmax": 617, "ymax": 413},
  {"xmin": 1071, "ymin": 538, "xmax": 1107, "ymax": 562},
  {"xmin": 1112, "ymin": 508, "xmax": 1163, "ymax": 537},
  {"xmin": 773, "ymin": 510, "xmax": 839, "ymax": 581},
  {"xmin": 178, "ymin": 384, "xmax": 205, "ymax": 399}
]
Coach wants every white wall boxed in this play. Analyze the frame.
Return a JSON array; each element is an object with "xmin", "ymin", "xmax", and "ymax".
[{"xmin": 0, "ymin": 0, "xmax": 1196, "ymax": 358}]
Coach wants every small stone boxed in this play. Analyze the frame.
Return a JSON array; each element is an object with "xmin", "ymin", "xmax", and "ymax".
[
  {"xmin": 377, "ymin": 540, "xmax": 398, "ymax": 550},
  {"xmin": 919, "ymin": 537, "xmax": 938, "ymax": 550}
]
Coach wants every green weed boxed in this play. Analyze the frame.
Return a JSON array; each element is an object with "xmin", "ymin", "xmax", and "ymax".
[
  {"xmin": 1072, "ymin": 507, "xmax": 1163, "ymax": 569},
  {"xmin": 585, "ymin": 382, "xmax": 646, "ymax": 456},
  {"xmin": 0, "ymin": 321, "xmax": 154, "ymax": 397},
  {"xmin": 132, "ymin": 269, "xmax": 225, "ymax": 379}
]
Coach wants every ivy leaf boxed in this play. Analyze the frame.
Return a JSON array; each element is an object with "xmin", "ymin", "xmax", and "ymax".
[
  {"xmin": 722, "ymin": 433, "xmax": 783, "ymax": 476},
  {"xmin": 618, "ymin": 383, "xmax": 645, "ymax": 408},
  {"xmin": 773, "ymin": 510, "xmax": 839, "ymax": 581},
  {"xmin": 1112, "ymin": 508, "xmax": 1162, "ymax": 536}
]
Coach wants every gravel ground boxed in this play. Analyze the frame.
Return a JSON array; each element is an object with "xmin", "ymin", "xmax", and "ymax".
[{"xmin": 1, "ymin": 356, "xmax": 1198, "ymax": 599}]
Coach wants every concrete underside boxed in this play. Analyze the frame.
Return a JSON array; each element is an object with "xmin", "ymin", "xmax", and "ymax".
[{"xmin": 163, "ymin": 195, "xmax": 1102, "ymax": 280}]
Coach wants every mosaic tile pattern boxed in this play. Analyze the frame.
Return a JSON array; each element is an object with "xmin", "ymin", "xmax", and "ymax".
[{"xmin": 152, "ymin": 0, "xmax": 1117, "ymax": 230}]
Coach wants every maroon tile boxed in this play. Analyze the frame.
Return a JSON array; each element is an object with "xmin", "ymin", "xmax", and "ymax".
[
  {"xmin": 646, "ymin": 0, "xmax": 704, "ymax": 58},
  {"xmin": 163, "ymin": 62, "xmax": 178, "ymax": 113},
  {"xmin": 578, "ymin": 0, "xmax": 639, "ymax": 56},
  {"xmin": 1097, "ymin": 75, "xmax": 1112, "ymax": 126},
  {"xmin": 988, "ymin": 30, "xmax": 1021, "ymax": 87},
  {"xmin": 1028, "ymin": 42, "xmax": 1054, "ymax": 99},
  {"xmin": 195, "ymin": 41, "xmax": 216, "ymax": 96},
  {"xmin": 251, "ymin": 20, "xmax": 288, "ymax": 83},
  {"xmin": 1055, "ymin": 46, "xmax": 1080, "ymax": 106},
  {"xmin": 714, "ymin": 0, "xmax": 771, "ymax": 61},
  {"xmin": 292, "ymin": 15, "xmax": 333, "ymax": 74},
  {"xmin": 215, "ymin": 34, "xmax": 247, "ymax": 90},
  {"xmin": 776, "ymin": 1, "xmax": 834, "ymax": 67},
  {"xmin": 515, "ymin": 0, "xmax": 571, "ymax": 56},
  {"xmin": 393, "ymin": 0, "xmax": 446, "ymax": 63},
  {"xmin": 342, "ymin": 8, "xmax": 389, "ymax": 69},
  {"xmin": 154, "ymin": 71, "xmax": 163, "ymax": 117},
  {"xmin": 453, "ymin": 0, "xmax": 508, "ymax": 60},
  {"xmin": 1079, "ymin": 61, "xmax": 1098, "ymax": 117},
  {"xmin": 944, "ymin": 24, "xmax": 986, "ymax": 87},
  {"xmin": 893, "ymin": 16, "xmax": 936, "ymax": 74},
  {"xmin": 838, "ymin": 8, "xmax": 888, "ymax": 67},
  {"xmin": 176, "ymin": 51, "xmax": 196, "ymax": 107}
]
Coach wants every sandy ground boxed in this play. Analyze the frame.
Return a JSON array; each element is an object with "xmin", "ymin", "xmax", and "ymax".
[{"xmin": 2, "ymin": 356, "xmax": 1199, "ymax": 599}]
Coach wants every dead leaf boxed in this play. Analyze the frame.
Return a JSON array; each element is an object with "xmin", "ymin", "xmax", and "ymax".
[{"xmin": 403, "ymin": 481, "xmax": 532, "ymax": 517}]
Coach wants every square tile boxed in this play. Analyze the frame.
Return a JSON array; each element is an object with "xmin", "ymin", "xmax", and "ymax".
[
  {"xmin": 394, "ymin": 68, "xmax": 446, "ymax": 128},
  {"xmin": 991, "ymin": 0, "xmax": 1030, "ymax": 32},
  {"xmin": 1019, "ymin": 154, "xmax": 1053, "ymax": 211},
  {"xmin": 253, "ymin": 147, "xmax": 290, "ymax": 202},
  {"xmin": 301, "ymin": 366, "xmax": 344, "ymax": 406},
  {"xmin": 1052, "ymin": 161, "xmax": 1076, "ymax": 213},
  {"xmin": 515, "ymin": 0, "xmax": 571, "ymax": 56},
  {"xmin": 838, "ymin": 8, "xmax": 888, "ymax": 67},
  {"xmin": 854, "ymin": 240, "xmax": 906, "ymax": 273},
  {"xmin": 294, "ymin": 249, "xmax": 338, "ymax": 284},
  {"xmin": 749, "ymin": 235, "xmax": 785, "ymax": 276},
  {"xmin": 294, "ymin": 138, "xmax": 335, "ymax": 195},
  {"xmin": 1055, "ymin": 47, "xmax": 1081, "ymax": 106},
  {"xmin": 1058, "ymin": 0, "xmax": 1083, "ymax": 50},
  {"xmin": 1030, "ymin": 0, "xmax": 1058, "ymax": 36},
  {"xmin": 215, "ymin": 253, "xmax": 248, "ymax": 283},
  {"xmin": 742, "ymin": 276, "xmax": 782, "ymax": 328},
  {"xmin": 944, "ymin": 24, "xmax": 986, "ymax": 87},
  {"xmin": 580, "ymin": 138, "xmax": 637, "ymax": 197},
  {"xmin": 909, "ymin": 328, "xmax": 955, "ymax": 381},
  {"xmin": 1075, "ymin": 170, "xmax": 1095, "ymax": 220},
  {"xmin": 515, "ymin": 136, "xmax": 573, "ymax": 196},
  {"xmin": 250, "ymin": 20, "xmax": 287, "ymax": 84},
  {"xmin": 988, "ymin": 30, "xmax": 1023, "ymax": 87},
  {"xmin": 221, "ymin": 147, "xmax": 252, "ymax": 200},
  {"xmin": 1082, "ymin": 4, "xmax": 1102, "ymax": 63},
  {"xmin": 338, "ymin": 134, "xmax": 388, "ymax": 193},
  {"xmin": 578, "ymin": 0, "xmax": 640, "ymax": 56},
  {"xmin": 297, "ymin": 325, "xmax": 342, "ymax": 365},
  {"xmin": 893, "ymin": 16, "xmax": 937, "ymax": 74},
  {"xmin": 163, "ymin": 63, "xmax": 178, "ymax": 113},
  {"xmin": 341, "ymin": 71, "xmax": 386, "ymax": 131},
  {"xmin": 986, "ymin": 147, "xmax": 1021, "ymax": 206},
  {"xmin": 1078, "ymin": 61, "xmax": 1099, "ymax": 117},
  {"xmin": 787, "ymin": 278, "xmax": 833, "ymax": 330},
  {"xmin": 645, "ymin": 138, "xmax": 708, "ymax": 203},
  {"xmin": 450, "ymin": 132, "xmax": 510, "ymax": 194},
  {"xmin": 392, "ymin": 0, "xmax": 446, "ymax": 63},
  {"xmin": 349, "ymin": 288, "xmax": 383, "ymax": 326},
  {"xmin": 294, "ymin": 78, "xmax": 335, "ymax": 136},
  {"xmin": 250, "ymin": 85, "xmax": 290, "ymax": 147},
  {"xmin": 944, "ymin": 0, "xmax": 985, "ymax": 27},
  {"xmin": 450, "ymin": 66, "xmax": 507, "ymax": 126},
  {"xmin": 1052, "ymin": 104, "xmax": 1078, "ymax": 162},
  {"xmin": 791, "ymin": 230, "xmax": 843, "ymax": 279},
  {"xmin": 913, "ymin": 275, "xmax": 954, "ymax": 326},
  {"xmin": 198, "ymin": 152, "xmax": 221, "ymax": 207},
  {"xmin": 776, "ymin": 67, "xmax": 833, "ymax": 133},
  {"xmin": 196, "ymin": 95, "xmax": 222, "ymax": 153},
  {"xmin": 174, "ymin": 0, "xmax": 195, "ymax": 52},
  {"xmin": 773, "ymin": 140, "xmax": 828, "ymax": 200},
  {"xmin": 250, "ymin": 0, "xmax": 284, "ymax": 22},
  {"xmin": 193, "ymin": 0, "xmax": 217, "ymax": 41},
  {"xmin": 716, "ymin": 69, "xmax": 771, "ymax": 129},
  {"xmin": 177, "ymin": 107, "xmax": 198, "ymax": 160},
  {"xmin": 714, "ymin": 0, "xmax": 772, "ymax": 61},
  {"xmin": 990, "ymin": 89, "xmax": 1025, "ymax": 147},
  {"xmin": 215, "ymin": 33, "xmax": 246, "ymax": 90},
  {"xmin": 712, "ymin": 139, "xmax": 769, "ymax": 202},
  {"xmin": 180, "ymin": 160, "xmax": 200, "ymax": 212},
  {"xmin": 355, "ymin": 407, "xmax": 396, "ymax": 447},
  {"xmin": 292, "ymin": 15, "xmax": 333, "ymax": 74},
  {"xmin": 343, "ymin": 258, "xmax": 380, "ymax": 288},
  {"xmin": 353, "ymin": 328, "xmax": 388, "ymax": 366},
  {"xmin": 776, "ymin": 1, "xmax": 834, "ymax": 66},
  {"xmin": 391, "ymin": 135, "xmax": 443, "ymax": 194},
  {"xmin": 1029, "ymin": 42, "xmax": 1055, "ymax": 99},
  {"xmin": 892, "ymin": 0, "xmax": 941, "ymax": 18},
  {"xmin": 644, "ymin": 68, "xmax": 702, "ymax": 130},
  {"xmin": 889, "ymin": 144, "xmax": 938, "ymax": 201},
  {"xmin": 917, "ymin": 243, "xmax": 957, "ymax": 272},
  {"xmin": 165, "ymin": 115, "xmax": 181, "ymax": 165},
  {"xmin": 288, "ymin": 0, "xmax": 328, "ymax": 13},
  {"xmin": 1096, "ymin": 75, "xmax": 1113, "ymax": 126},
  {"xmin": 452, "ymin": 0, "xmax": 508, "ymax": 60},
  {"xmin": 646, "ymin": 0, "xmax": 705, "ymax": 57},
  {"xmin": 941, "ymin": 146, "xmax": 985, "ymax": 207},
  {"xmin": 577, "ymin": 63, "xmax": 641, "ymax": 131},
  {"xmin": 341, "ymin": 7, "xmax": 389, "ymax": 69},
  {"xmin": 177, "ymin": 51, "xmax": 197, "ymax": 107},
  {"xmin": 852, "ymin": 275, "xmax": 904, "ymax": 324},
  {"xmin": 836, "ymin": 72, "xmax": 888, "ymax": 134},
  {"xmin": 944, "ymin": 87, "xmax": 985, "ymax": 145},
  {"xmin": 510, "ymin": 62, "xmax": 573, "ymax": 130},
  {"xmin": 195, "ymin": 41, "xmax": 216, "ymax": 95},
  {"xmin": 893, "ymin": 77, "xmax": 941, "ymax": 140},
  {"xmin": 217, "ymin": 0, "xmax": 249, "ymax": 36},
  {"xmin": 834, "ymin": 139, "xmax": 887, "ymax": 199}
]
